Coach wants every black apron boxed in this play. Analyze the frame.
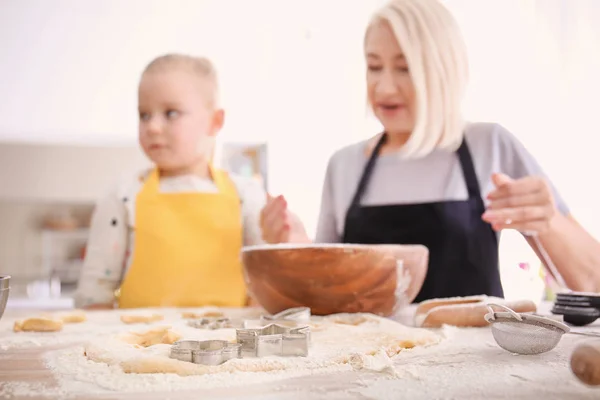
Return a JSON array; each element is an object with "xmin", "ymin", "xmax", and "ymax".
[{"xmin": 341, "ymin": 133, "xmax": 503, "ymax": 302}]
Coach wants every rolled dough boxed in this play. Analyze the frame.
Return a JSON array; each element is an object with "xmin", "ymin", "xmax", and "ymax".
[
  {"xmin": 44, "ymin": 310, "xmax": 87, "ymax": 323},
  {"xmin": 13, "ymin": 310, "xmax": 88, "ymax": 332},
  {"xmin": 120, "ymin": 313, "xmax": 164, "ymax": 324},
  {"xmin": 14, "ymin": 318, "xmax": 63, "ymax": 333},
  {"xmin": 181, "ymin": 311, "xmax": 224, "ymax": 319},
  {"xmin": 118, "ymin": 326, "xmax": 182, "ymax": 348}
]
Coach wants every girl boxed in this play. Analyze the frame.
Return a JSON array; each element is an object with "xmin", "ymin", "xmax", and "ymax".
[{"xmin": 74, "ymin": 54, "xmax": 266, "ymax": 309}]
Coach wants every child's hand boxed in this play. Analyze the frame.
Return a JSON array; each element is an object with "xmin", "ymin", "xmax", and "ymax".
[{"xmin": 259, "ymin": 194, "xmax": 310, "ymax": 244}]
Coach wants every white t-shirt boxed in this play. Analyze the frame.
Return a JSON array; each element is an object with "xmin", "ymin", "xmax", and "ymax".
[{"xmin": 73, "ymin": 169, "xmax": 266, "ymax": 308}]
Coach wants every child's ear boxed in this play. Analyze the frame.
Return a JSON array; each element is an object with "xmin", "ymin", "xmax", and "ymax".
[{"xmin": 209, "ymin": 109, "xmax": 225, "ymax": 137}]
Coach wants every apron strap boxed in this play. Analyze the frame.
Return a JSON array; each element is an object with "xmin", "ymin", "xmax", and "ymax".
[
  {"xmin": 455, "ymin": 138, "xmax": 483, "ymax": 200},
  {"xmin": 348, "ymin": 133, "xmax": 483, "ymax": 210},
  {"xmin": 347, "ymin": 133, "xmax": 388, "ymax": 210}
]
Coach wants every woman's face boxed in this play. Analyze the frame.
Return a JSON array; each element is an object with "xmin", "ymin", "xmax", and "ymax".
[{"xmin": 365, "ymin": 20, "xmax": 416, "ymax": 136}]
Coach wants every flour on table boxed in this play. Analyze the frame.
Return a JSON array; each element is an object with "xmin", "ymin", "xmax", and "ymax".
[
  {"xmin": 1, "ymin": 307, "xmax": 441, "ymax": 397},
  {"xmin": 83, "ymin": 312, "xmax": 441, "ymax": 377},
  {"xmin": 3, "ymin": 306, "xmax": 600, "ymax": 399}
]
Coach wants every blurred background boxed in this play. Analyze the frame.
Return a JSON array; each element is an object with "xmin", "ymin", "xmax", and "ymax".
[{"xmin": 0, "ymin": 0, "xmax": 598, "ymax": 308}]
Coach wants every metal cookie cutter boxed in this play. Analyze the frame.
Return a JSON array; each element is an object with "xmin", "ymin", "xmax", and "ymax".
[
  {"xmin": 169, "ymin": 340, "xmax": 241, "ymax": 365},
  {"xmin": 187, "ymin": 317, "xmax": 235, "ymax": 330},
  {"xmin": 236, "ymin": 323, "xmax": 310, "ymax": 358},
  {"xmin": 261, "ymin": 307, "xmax": 311, "ymax": 324}
]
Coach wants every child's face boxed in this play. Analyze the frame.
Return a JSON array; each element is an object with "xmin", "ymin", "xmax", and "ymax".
[{"xmin": 138, "ymin": 68, "xmax": 223, "ymax": 174}]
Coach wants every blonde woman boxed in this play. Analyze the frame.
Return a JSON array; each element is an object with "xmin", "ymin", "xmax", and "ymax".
[{"xmin": 260, "ymin": 0, "xmax": 600, "ymax": 299}]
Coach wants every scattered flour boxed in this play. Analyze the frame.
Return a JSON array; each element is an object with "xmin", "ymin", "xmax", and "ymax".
[
  {"xmin": 4, "ymin": 308, "xmax": 599, "ymax": 399},
  {"xmin": 0, "ymin": 382, "xmax": 62, "ymax": 400},
  {"xmin": 0, "ymin": 307, "xmax": 440, "ymax": 398}
]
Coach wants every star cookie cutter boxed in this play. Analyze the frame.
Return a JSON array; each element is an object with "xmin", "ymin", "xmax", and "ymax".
[
  {"xmin": 169, "ymin": 340, "xmax": 241, "ymax": 365},
  {"xmin": 243, "ymin": 306, "xmax": 312, "ymax": 329},
  {"xmin": 261, "ymin": 307, "xmax": 311, "ymax": 324},
  {"xmin": 236, "ymin": 323, "xmax": 310, "ymax": 357}
]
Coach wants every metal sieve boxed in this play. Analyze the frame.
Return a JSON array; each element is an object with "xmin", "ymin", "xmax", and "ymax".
[{"xmin": 485, "ymin": 303, "xmax": 574, "ymax": 355}]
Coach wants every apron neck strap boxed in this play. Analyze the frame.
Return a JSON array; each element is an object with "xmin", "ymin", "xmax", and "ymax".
[{"xmin": 349, "ymin": 133, "xmax": 482, "ymax": 210}]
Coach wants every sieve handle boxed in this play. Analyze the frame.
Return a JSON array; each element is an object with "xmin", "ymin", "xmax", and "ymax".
[
  {"xmin": 570, "ymin": 340, "xmax": 600, "ymax": 386},
  {"xmin": 486, "ymin": 303, "xmax": 523, "ymax": 322}
]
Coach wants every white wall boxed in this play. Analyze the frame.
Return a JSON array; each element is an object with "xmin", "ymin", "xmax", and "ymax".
[
  {"xmin": 0, "ymin": 142, "xmax": 149, "ymax": 278},
  {"xmin": 0, "ymin": 142, "xmax": 148, "ymax": 203},
  {"xmin": 0, "ymin": 0, "xmax": 388, "ymax": 235}
]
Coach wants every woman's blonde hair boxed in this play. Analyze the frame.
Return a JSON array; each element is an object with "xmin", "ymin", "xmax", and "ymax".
[
  {"xmin": 368, "ymin": 0, "xmax": 469, "ymax": 158},
  {"xmin": 142, "ymin": 53, "xmax": 220, "ymax": 109}
]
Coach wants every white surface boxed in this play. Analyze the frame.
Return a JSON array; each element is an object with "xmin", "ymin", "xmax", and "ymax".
[
  {"xmin": 5, "ymin": 296, "xmax": 74, "ymax": 310},
  {"xmin": 0, "ymin": 304, "xmax": 598, "ymax": 399}
]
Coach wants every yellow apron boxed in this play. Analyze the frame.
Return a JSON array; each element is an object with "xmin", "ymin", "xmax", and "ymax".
[{"xmin": 117, "ymin": 166, "xmax": 247, "ymax": 308}]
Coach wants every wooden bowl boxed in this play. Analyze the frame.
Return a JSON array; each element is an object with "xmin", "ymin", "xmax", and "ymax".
[{"xmin": 241, "ymin": 243, "xmax": 428, "ymax": 317}]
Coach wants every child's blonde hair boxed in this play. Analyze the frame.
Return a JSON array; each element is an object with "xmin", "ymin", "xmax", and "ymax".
[
  {"xmin": 367, "ymin": 0, "xmax": 469, "ymax": 159},
  {"xmin": 142, "ymin": 53, "xmax": 220, "ymax": 109}
]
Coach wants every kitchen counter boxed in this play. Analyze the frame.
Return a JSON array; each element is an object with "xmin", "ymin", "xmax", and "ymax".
[{"xmin": 0, "ymin": 304, "xmax": 598, "ymax": 400}]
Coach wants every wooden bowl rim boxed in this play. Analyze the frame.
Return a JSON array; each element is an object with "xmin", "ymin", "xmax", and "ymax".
[{"xmin": 242, "ymin": 243, "xmax": 428, "ymax": 253}]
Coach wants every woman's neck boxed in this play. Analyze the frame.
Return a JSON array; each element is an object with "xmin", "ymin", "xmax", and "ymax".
[
  {"xmin": 368, "ymin": 131, "xmax": 411, "ymax": 156},
  {"xmin": 384, "ymin": 131, "xmax": 410, "ymax": 149}
]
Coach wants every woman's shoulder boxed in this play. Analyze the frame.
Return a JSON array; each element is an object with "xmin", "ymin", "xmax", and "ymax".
[
  {"xmin": 327, "ymin": 138, "xmax": 370, "ymax": 169},
  {"xmin": 463, "ymin": 121, "xmax": 518, "ymax": 148},
  {"xmin": 463, "ymin": 121, "xmax": 541, "ymax": 181},
  {"xmin": 463, "ymin": 121, "xmax": 529, "ymax": 164}
]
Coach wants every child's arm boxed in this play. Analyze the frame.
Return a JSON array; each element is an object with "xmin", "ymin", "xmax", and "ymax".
[{"xmin": 73, "ymin": 186, "xmax": 128, "ymax": 309}]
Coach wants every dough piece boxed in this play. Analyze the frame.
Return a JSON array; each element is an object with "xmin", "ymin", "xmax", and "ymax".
[
  {"xmin": 414, "ymin": 295, "xmax": 537, "ymax": 328},
  {"xmin": 43, "ymin": 310, "xmax": 87, "ymax": 323},
  {"xmin": 120, "ymin": 355, "xmax": 288, "ymax": 376},
  {"xmin": 328, "ymin": 314, "xmax": 369, "ymax": 326},
  {"xmin": 181, "ymin": 311, "xmax": 224, "ymax": 319},
  {"xmin": 120, "ymin": 314, "xmax": 164, "ymax": 324},
  {"xmin": 13, "ymin": 317, "xmax": 64, "ymax": 332},
  {"xmin": 119, "ymin": 327, "xmax": 182, "ymax": 348}
]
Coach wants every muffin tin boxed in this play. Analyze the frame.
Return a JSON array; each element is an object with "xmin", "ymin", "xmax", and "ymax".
[{"xmin": 551, "ymin": 292, "xmax": 600, "ymax": 326}]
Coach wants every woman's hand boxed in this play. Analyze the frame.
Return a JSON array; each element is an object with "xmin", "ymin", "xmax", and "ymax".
[
  {"xmin": 482, "ymin": 173, "xmax": 558, "ymax": 234},
  {"xmin": 259, "ymin": 194, "xmax": 310, "ymax": 244}
]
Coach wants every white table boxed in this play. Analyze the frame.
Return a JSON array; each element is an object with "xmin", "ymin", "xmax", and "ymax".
[{"xmin": 0, "ymin": 304, "xmax": 599, "ymax": 400}]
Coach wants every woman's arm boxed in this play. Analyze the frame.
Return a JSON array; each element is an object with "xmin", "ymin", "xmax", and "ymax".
[
  {"xmin": 528, "ymin": 213, "xmax": 600, "ymax": 292},
  {"xmin": 484, "ymin": 173, "xmax": 600, "ymax": 292},
  {"xmin": 482, "ymin": 124, "xmax": 600, "ymax": 292}
]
